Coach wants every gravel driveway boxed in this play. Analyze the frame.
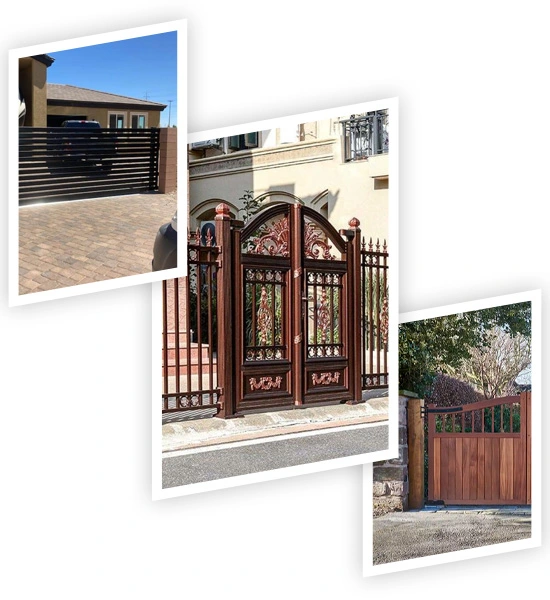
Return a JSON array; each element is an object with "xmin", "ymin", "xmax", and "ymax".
[{"xmin": 373, "ymin": 507, "xmax": 531, "ymax": 565}]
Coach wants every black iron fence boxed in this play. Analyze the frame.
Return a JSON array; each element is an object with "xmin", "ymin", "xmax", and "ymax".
[{"xmin": 19, "ymin": 127, "xmax": 160, "ymax": 204}]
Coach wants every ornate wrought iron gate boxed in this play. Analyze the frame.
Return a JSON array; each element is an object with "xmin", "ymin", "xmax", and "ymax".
[
  {"xmin": 221, "ymin": 202, "xmax": 362, "ymax": 415},
  {"xmin": 161, "ymin": 200, "xmax": 386, "ymax": 419}
]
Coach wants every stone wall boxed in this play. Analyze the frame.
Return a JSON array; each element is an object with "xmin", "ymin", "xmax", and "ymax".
[{"xmin": 373, "ymin": 392, "xmax": 418, "ymax": 514}]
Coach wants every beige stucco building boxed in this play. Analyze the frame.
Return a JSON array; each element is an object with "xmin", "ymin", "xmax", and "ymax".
[
  {"xmin": 18, "ymin": 55, "xmax": 166, "ymax": 128},
  {"xmin": 188, "ymin": 110, "xmax": 390, "ymax": 243}
]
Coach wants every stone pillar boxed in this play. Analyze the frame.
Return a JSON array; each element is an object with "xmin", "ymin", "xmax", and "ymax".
[
  {"xmin": 373, "ymin": 391, "xmax": 419, "ymax": 513},
  {"xmin": 158, "ymin": 127, "xmax": 177, "ymax": 193}
]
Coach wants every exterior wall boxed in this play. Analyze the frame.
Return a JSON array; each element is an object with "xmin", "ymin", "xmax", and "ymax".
[
  {"xmin": 19, "ymin": 58, "xmax": 48, "ymax": 127},
  {"xmin": 158, "ymin": 128, "xmax": 177, "ymax": 193},
  {"xmin": 46, "ymin": 105, "xmax": 162, "ymax": 128},
  {"xmin": 188, "ymin": 118, "xmax": 389, "ymax": 241},
  {"xmin": 373, "ymin": 392, "xmax": 416, "ymax": 514}
]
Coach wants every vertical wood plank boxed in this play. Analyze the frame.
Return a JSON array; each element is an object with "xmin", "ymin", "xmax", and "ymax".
[
  {"xmin": 500, "ymin": 438, "xmax": 514, "ymax": 500},
  {"xmin": 433, "ymin": 438, "xmax": 441, "ymax": 500},
  {"xmin": 491, "ymin": 438, "xmax": 500, "ymax": 501},
  {"xmin": 455, "ymin": 438, "xmax": 463, "ymax": 501},
  {"xmin": 484, "ymin": 438, "xmax": 492, "ymax": 500},
  {"xmin": 469, "ymin": 436, "xmax": 478, "ymax": 500},
  {"xmin": 477, "ymin": 438, "xmax": 485, "ymax": 502},
  {"xmin": 513, "ymin": 437, "xmax": 526, "ymax": 503},
  {"xmin": 440, "ymin": 438, "xmax": 449, "ymax": 501},
  {"xmin": 428, "ymin": 405, "xmax": 436, "ymax": 500},
  {"xmin": 463, "ymin": 438, "xmax": 471, "ymax": 500},
  {"xmin": 526, "ymin": 391, "xmax": 531, "ymax": 504},
  {"xmin": 447, "ymin": 438, "xmax": 456, "ymax": 501}
]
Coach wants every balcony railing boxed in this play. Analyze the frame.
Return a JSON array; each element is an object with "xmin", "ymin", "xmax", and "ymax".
[{"xmin": 341, "ymin": 111, "xmax": 389, "ymax": 161}]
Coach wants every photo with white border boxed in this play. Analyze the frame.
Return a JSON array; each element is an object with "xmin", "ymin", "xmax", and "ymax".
[
  {"xmin": 8, "ymin": 20, "xmax": 187, "ymax": 306},
  {"xmin": 364, "ymin": 290, "xmax": 541, "ymax": 576},
  {"xmin": 153, "ymin": 99, "xmax": 399, "ymax": 499}
]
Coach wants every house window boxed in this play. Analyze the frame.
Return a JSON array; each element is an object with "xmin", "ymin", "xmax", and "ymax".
[
  {"xmin": 109, "ymin": 113, "xmax": 125, "ymax": 128},
  {"xmin": 228, "ymin": 132, "xmax": 259, "ymax": 151},
  {"xmin": 341, "ymin": 110, "xmax": 389, "ymax": 161},
  {"xmin": 131, "ymin": 114, "xmax": 147, "ymax": 129}
]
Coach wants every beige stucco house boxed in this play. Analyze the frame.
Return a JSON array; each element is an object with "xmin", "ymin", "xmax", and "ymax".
[
  {"xmin": 188, "ymin": 110, "xmax": 390, "ymax": 242},
  {"xmin": 19, "ymin": 54, "xmax": 166, "ymax": 128}
]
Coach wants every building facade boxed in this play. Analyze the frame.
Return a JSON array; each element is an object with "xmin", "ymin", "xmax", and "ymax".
[
  {"xmin": 18, "ymin": 55, "xmax": 166, "ymax": 128},
  {"xmin": 188, "ymin": 109, "xmax": 389, "ymax": 242}
]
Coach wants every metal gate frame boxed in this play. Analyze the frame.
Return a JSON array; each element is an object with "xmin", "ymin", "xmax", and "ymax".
[
  {"xmin": 215, "ymin": 202, "xmax": 363, "ymax": 417},
  {"xmin": 19, "ymin": 127, "xmax": 160, "ymax": 204},
  {"xmin": 427, "ymin": 391, "xmax": 531, "ymax": 505},
  {"xmin": 162, "ymin": 201, "xmax": 390, "ymax": 419}
]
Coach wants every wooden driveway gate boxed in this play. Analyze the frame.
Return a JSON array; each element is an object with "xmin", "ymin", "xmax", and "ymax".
[{"xmin": 427, "ymin": 392, "xmax": 531, "ymax": 505}]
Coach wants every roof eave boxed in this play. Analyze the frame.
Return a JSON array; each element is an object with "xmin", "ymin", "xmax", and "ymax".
[
  {"xmin": 47, "ymin": 99, "xmax": 166, "ymax": 111},
  {"xmin": 31, "ymin": 54, "xmax": 55, "ymax": 67}
]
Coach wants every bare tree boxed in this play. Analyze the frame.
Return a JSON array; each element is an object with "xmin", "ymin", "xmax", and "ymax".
[{"xmin": 452, "ymin": 326, "xmax": 531, "ymax": 398}]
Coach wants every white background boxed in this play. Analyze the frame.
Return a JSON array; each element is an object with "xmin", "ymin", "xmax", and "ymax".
[{"xmin": 1, "ymin": 2, "xmax": 547, "ymax": 598}]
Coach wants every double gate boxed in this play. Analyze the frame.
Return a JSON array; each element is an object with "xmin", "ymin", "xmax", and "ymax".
[
  {"xmin": 19, "ymin": 127, "xmax": 160, "ymax": 204},
  {"xmin": 162, "ymin": 201, "xmax": 372, "ymax": 417},
  {"xmin": 427, "ymin": 392, "xmax": 531, "ymax": 505},
  {"xmin": 231, "ymin": 202, "xmax": 362, "ymax": 413}
]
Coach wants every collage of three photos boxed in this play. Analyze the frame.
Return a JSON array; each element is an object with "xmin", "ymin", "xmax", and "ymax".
[{"xmin": 8, "ymin": 20, "xmax": 541, "ymax": 578}]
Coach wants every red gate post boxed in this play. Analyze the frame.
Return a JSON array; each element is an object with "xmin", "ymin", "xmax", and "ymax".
[
  {"xmin": 291, "ymin": 203, "xmax": 304, "ymax": 407},
  {"xmin": 215, "ymin": 203, "xmax": 235, "ymax": 418},
  {"xmin": 346, "ymin": 217, "xmax": 363, "ymax": 404}
]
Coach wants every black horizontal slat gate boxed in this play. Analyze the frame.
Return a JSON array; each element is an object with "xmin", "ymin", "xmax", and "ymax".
[{"xmin": 19, "ymin": 127, "xmax": 160, "ymax": 204}]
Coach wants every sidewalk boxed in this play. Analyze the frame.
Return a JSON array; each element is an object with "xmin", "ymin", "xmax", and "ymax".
[
  {"xmin": 162, "ymin": 391, "xmax": 389, "ymax": 453},
  {"xmin": 19, "ymin": 191, "xmax": 177, "ymax": 295}
]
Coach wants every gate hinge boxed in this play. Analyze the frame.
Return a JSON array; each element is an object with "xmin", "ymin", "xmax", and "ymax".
[
  {"xmin": 294, "ymin": 333, "xmax": 303, "ymax": 344},
  {"xmin": 294, "ymin": 268, "xmax": 302, "ymax": 278}
]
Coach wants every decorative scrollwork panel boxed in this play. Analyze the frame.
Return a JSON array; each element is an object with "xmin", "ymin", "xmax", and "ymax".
[
  {"xmin": 305, "ymin": 271, "xmax": 344, "ymax": 358},
  {"xmin": 244, "ymin": 269, "xmax": 287, "ymax": 362}
]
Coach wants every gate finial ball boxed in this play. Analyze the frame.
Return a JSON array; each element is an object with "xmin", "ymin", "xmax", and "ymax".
[
  {"xmin": 349, "ymin": 217, "xmax": 360, "ymax": 228},
  {"xmin": 215, "ymin": 203, "xmax": 231, "ymax": 218}
]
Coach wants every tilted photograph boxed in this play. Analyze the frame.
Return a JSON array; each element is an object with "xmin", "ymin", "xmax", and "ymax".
[
  {"xmin": 9, "ymin": 21, "xmax": 185, "ymax": 306},
  {"xmin": 364, "ymin": 290, "xmax": 541, "ymax": 575},
  {"xmin": 153, "ymin": 100, "xmax": 399, "ymax": 498}
]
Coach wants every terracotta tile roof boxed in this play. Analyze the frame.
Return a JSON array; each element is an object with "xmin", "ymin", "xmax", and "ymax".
[{"xmin": 47, "ymin": 83, "xmax": 166, "ymax": 109}]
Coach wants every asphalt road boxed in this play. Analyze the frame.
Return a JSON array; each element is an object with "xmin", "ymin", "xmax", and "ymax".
[
  {"xmin": 373, "ymin": 508, "xmax": 532, "ymax": 564},
  {"xmin": 162, "ymin": 423, "xmax": 388, "ymax": 488}
]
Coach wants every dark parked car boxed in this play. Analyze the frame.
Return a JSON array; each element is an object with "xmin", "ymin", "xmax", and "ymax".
[
  {"xmin": 49, "ymin": 120, "xmax": 117, "ymax": 164},
  {"xmin": 152, "ymin": 211, "xmax": 177, "ymax": 271}
]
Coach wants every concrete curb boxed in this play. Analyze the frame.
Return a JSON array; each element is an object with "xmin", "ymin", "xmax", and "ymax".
[{"xmin": 162, "ymin": 397, "xmax": 388, "ymax": 453}]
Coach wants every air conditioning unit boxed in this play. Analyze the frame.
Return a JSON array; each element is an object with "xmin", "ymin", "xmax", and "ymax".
[{"xmin": 191, "ymin": 139, "xmax": 220, "ymax": 149}]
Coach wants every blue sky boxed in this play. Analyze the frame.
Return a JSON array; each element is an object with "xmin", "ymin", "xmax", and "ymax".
[{"xmin": 47, "ymin": 31, "xmax": 177, "ymax": 127}]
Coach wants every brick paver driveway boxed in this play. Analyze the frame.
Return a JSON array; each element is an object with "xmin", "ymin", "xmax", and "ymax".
[{"xmin": 18, "ymin": 192, "xmax": 177, "ymax": 295}]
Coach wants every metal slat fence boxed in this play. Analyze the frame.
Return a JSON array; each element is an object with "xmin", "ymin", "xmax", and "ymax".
[{"xmin": 19, "ymin": 127, "xmax": 159, "ymax": 204}]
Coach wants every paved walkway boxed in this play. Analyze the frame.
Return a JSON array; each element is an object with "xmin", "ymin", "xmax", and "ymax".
[
  {"xmin": 18, "ymin": 191, "xmax": 177, "ymax": 295},
  {"xmin": 162, "ymin": 392, "xmax": 389, "ymax": 452}
]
